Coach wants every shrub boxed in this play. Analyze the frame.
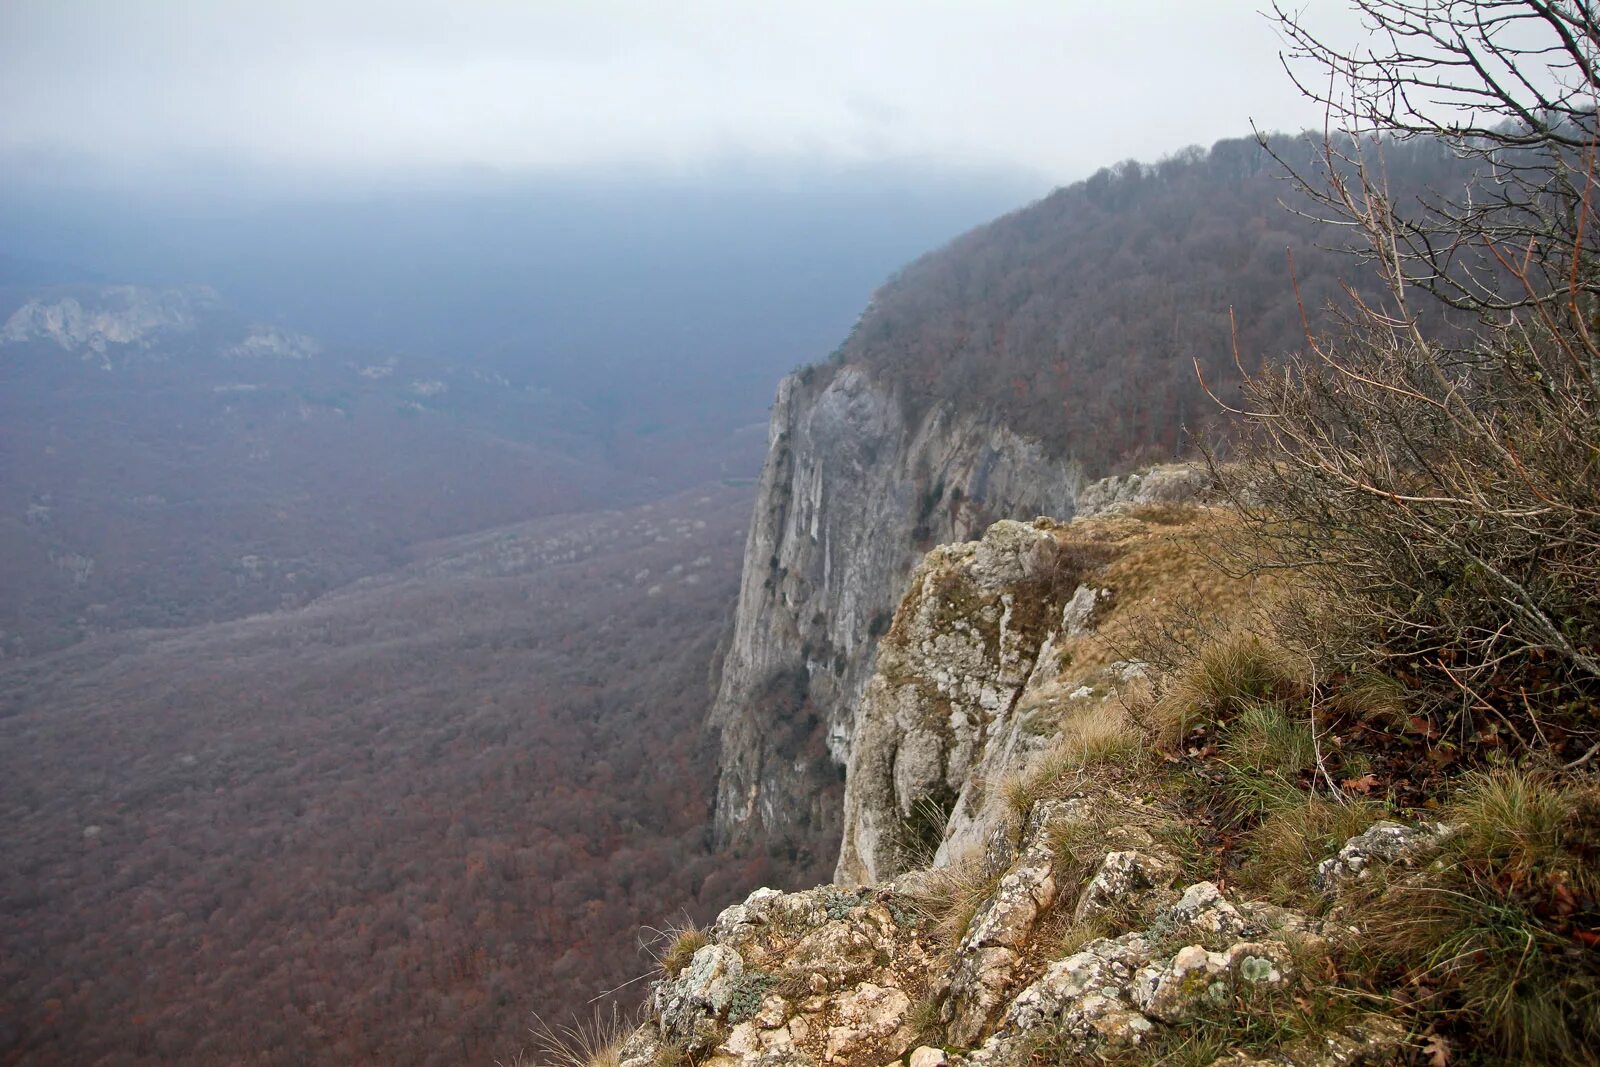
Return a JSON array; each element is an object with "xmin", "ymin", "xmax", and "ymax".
[{"xmin": 1222, "ymin": 3, "xmax": 1600, "ymax": 762}]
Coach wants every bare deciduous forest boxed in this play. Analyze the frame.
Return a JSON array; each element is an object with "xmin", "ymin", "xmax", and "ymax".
[
  {"xmin": 832, "ymin": 134, "xmax": 1474, "ymax": 473},
  {"xmin": 0, "ymin": 485, "xmax": 812, "ymax": 1066}
]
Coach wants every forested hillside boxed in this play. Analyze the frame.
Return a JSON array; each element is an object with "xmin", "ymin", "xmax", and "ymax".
[
  {"xmin": 0, "ymin": 485, "xmax": 794, "ymax": 1066},
  {"xmin": 829, "ymin": 134, "xmax": 1469, "ymax": 472}
]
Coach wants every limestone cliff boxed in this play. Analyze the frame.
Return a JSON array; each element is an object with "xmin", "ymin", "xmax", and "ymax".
[
  {"xmin": 834, "ymin": 466, "xmax": 1212, "ymax": 886},
  {"xmin": 0, "ymin": 286, "xmax": 215, "ymax": 362},
  {"xmin": 707, "ymin": 364, "xmax": 1083, "ymax": 859},
  {"xmin": 629, "ymin": 503, "xmax": 1432, "ymax": 1067},
  {"xmin": 0, "ymin": 285, "xmax": 321, "ymax": 368}
]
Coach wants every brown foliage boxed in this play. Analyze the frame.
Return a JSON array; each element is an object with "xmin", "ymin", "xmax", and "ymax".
[
  {"xmin": 829, "ymin": 134, "xmax": 1474, "ymax": 475},
  {"xmin": 0, "ymin": 485, "xmax": 804, "ymax": 1067}
]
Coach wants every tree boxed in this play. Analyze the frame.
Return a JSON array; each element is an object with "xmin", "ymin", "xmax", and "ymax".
[
  {"xmin": 1218, "ymin": 1, "xmax": 1600, "ymax": 760},
  {"xmin": 1269, "ymin": 0, "xmax": 1600, "ymax": 313}
]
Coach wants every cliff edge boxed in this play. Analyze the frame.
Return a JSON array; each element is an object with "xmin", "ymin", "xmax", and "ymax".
[
  {"xmin": 706, "ymin": 364, "xmax": 1083, "ymax": 862},
  {"xmin": 628, "ymin": 495, "xmax": 1596, "ymax": 1065}
]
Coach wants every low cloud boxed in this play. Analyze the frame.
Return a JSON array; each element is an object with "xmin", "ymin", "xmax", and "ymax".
[{"xmin": 1, "ymin": 1, "xmax": 1367, "ymax": 184}]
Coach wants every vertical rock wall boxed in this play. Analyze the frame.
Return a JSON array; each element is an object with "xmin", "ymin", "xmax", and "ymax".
[{"xmin": 707, "ymin": 365, "xmax": 1082, "ymax": 861}]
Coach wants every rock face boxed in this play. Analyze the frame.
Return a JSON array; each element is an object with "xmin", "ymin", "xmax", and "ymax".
[
  {"xmin": 707, "ymin": 365, "xmax": 1083, "ymax": 856},
  {"xmin": 831, "ymin": 494, "xmax": 1213, "ymax": 887},
  {"xmin": 0, "ymin": 285, "xmax": 320, "ymax": 368},
  {"xmin": 706, "ymin": 354, "xmax": 1218, "ymax": 861},
  {"xmin": 834, "ymin": 519, "xmax": 1082, "ymax": 885}
]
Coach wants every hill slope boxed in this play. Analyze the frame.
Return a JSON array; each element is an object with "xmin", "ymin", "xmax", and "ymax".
[
  {"xmin": 0, "ymin": 483, "xmax": 783, "ymax": 1067},
  {"xmin": 0, "ymin": 284, "xmax": 741, "ymax": 657}
]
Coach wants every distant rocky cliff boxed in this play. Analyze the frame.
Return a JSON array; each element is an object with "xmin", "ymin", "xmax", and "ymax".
[
  {"xmin": 706, "ymin": 364, "xmax": 1083, "ymax": 862},
  {"xmin": 0, "ymin": 285, "xmax": 320, "ymax": 367}
]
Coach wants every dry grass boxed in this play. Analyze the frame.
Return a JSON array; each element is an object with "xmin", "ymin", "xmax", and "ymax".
[
  {"xmin": 903, "ymin": 992, "xmax": 945, "ymax": 1047},
  {"xmin": 653, "ymin": 921, "xmax": 710, "ymax": 978},
  {"xmin": 1002, "ymin": 702, "xmax": 1147, "ymax": 820},
  {"xmin": 1448, "ymin": 769, "xmax": 1587, "ymax": 880},
  {"xmin": 1051, "ymin": 912, "xmax": 1115, "ymax": 958},
  {"xmin": 1324, "ymin": 667, "xmax": 1410, "ymax": 729},
  {"xmin": 906, "ymin": 844, "xmax": 1007, "ymax": 948},
  {"xmin": 890, "ymin": 792, "xmax": 957, "ymax": 873},
  {"xmin": 525, "ymin": 1008, "xmax": 632, "ymax": 1067},
  {"xmin": 1344, "ymin": 770, "xmax": 1600, "ymax": 1065},
  {"xmin": 1148, "ymin": 630, "xmax": 1305, "ymax": 747},
  {"xmin": 1125, "ymin": 501, "xmax": 1206, "ymax": 526},
  {"xmin": 1235, "ymin": 794, "xmax": 1385, "ymax": 905}
]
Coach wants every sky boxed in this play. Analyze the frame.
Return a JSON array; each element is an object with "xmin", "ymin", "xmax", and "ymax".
[{"xmin": 0, "ymin": 1, "xmax": 1373, "ymax": 189}]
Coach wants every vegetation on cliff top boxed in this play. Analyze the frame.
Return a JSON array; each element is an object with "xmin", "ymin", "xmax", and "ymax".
[{"xmin": 818, "ymin": 133, "xmax": 1470, "ymax": 475}]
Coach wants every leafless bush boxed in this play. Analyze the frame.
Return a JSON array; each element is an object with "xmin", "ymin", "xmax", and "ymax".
[{"xmin": 1212, "ymin": 1, "xmax": 1600, "ymax": 759}]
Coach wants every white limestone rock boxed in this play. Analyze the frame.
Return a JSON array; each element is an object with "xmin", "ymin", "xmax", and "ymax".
[
  {"xmin": 1315, "ymin": 821, "xmax": 1460, "ymax": 895},
  {"xmin": 1074, "ymin": 850, "xmax": 1178, "ymax": 924}
]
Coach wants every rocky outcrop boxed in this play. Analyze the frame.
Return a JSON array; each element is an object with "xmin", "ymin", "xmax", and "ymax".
[
  {"xmin": 1313, "ymin": 821, "xmax": 1459, "ymax": 895},
  {"xmin": 706, "ymin": 352, "xmax": 1217, "ymax": 861},
  {"xmin": 0, "ymin": 286, "xmax": 215, "ymax": 362},
  {"xmin": 833, "ymin": 495, "xmax": 1215, "ymax": 887},
  {"xmin": 630, "ymin": 787, "xmax": 1406, "ymax": 1067},
  {"xmin": 629, "ymin": 497, "xmax": 1449, "ymax": 1067},
  {"xmin": 0, "ymin": 285, "xmax": 320, "ymax": 368},
  {"xmin": 833, "ymin": 518, "xmax": 1082, "ymax": 885},
  {"xmin": 707, "ymin": 365, "xmax": 1084, "ymax": 857},
  {"xmin": 1073, "ymin": 464, "xmax": 1213, "ymax": 518}
]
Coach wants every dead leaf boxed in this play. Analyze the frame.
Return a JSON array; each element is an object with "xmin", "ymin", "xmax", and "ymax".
[
  {"xmin": 1342, "ymin": 773, "xmax": 1381, "ymax": 794},
  {"xmin": 1408, "ymin": 714, "xmax": 1440, "ymax": 738},
  {"xmin": 1423, "ymin": 1032, "xmax": 1451, "ymax": 1067}
]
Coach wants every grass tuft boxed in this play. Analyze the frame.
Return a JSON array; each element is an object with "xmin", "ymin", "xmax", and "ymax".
[
  {"xmin": 654, "ymin": 921, "xmax": 710, "ymax": 978},
  {"xmin": 1149, "ymin": 630, "xmax": 1304, "ymax": 747},
  {"xmin": 1213, "ymin": 701, "xmax": 1319, "ymax": 825},
  {"xmin": 1002, "ymin": 702, "xmax": 1147, "ymax": 820},
  {"xmin": 1344, "ymin": 769, "xmax": 1600, "ymax": 1064},
  {"xmin": 1448, "ymin": 769, "xmax": 1579, "ymax": 880},
  {"xmin": 1235, "ymin": 794, "xmax": 1385, "ymax": 906},
  {"xmin": 891, "ymin": 792, "xmax": 956, "ymax": 873},
  {"xmin": 526, "ymin": 1008, "xmax": 631, "ymax": 1067},
  {"xmin": 906, "ymin": 845, "xmax": 1006, "ymax": 948}
]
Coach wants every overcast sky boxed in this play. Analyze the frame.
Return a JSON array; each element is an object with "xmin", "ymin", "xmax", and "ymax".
[{"xmin": 1, "ymin": 1, "xmax": 1370, "ymax": 187}]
